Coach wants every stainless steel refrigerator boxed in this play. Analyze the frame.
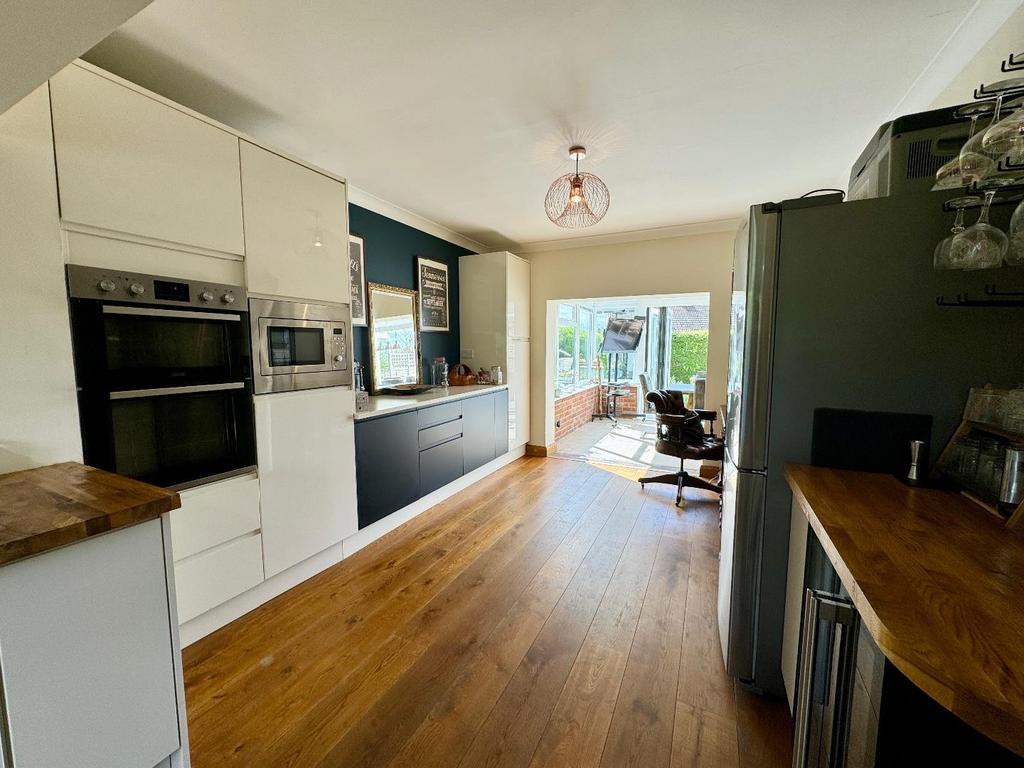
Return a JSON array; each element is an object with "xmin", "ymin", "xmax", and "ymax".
[{"xmin": 717, "ymin": 190, "xmax": 1024, "ymax": 697}]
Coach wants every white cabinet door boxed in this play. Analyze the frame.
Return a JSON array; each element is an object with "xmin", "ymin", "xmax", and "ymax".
[
  {"xmin": 174, "ymin": 533, "xmax": 265, "ymax": 623},
  {"xmin": 239, "ymin": 141, "xmax": 349, "ymax": 303},
  {"xmin": 170, "ymin": 473, "xmax": 261, "ymax": 561},
  {"xmin": 508, "ymin": 339, "xmax": 530, "ymax": 448},
  {"xmin": 0, "ymin": 520, "xmax": 180, "ymax": 768},
  {"xmin": 49, "ymin": 64, "xmax": 245, "ymax": 255},
  {"xmin": 506, "ymin": 253, "xmax": 530, "ymax": 340},
  {"xmin": 255, "ymin": 387, "xmax": 358, "ymax": 577}
]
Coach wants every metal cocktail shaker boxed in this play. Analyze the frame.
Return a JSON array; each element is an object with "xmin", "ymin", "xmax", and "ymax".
[
  {"xmin": 907, "ymin": 439, "xmax": 927, "ymax": 485},
  {"xmin": 1000, "ymin": 445, "xmax": 1024, "ymax": 505}
]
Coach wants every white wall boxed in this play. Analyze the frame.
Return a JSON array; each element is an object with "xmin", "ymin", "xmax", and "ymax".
[
  {"xmin": 526, "ymin": 228, "xmax": 737, "ymax": 446},
  {"xmin": 930, "ymin": 4, "xmax": 1024, "ymax": 109},
  {"xmin": 0, "ymin": 86, "xmax": 82, "ymax": 473},
  {"xmin": 1, "ymin": 1, "xmax": 154, "ymax": 115}
]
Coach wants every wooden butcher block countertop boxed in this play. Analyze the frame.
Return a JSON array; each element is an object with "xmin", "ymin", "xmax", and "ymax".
[
  {"xmin": 785, "ymin": 463, "xmax": 1024, "ymax": 758},
  {"xmin": 0, "ymin": 462, "xmax": 180, "ymax": 567}
]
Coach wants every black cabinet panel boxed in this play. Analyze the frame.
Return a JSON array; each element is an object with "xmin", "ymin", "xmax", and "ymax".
[
  {"xmin": 355, "ymin": 410, "xmax": 419, "ymax": 529},
  {"xmin": 420, "ymin": 437, "xmax": 464, "ymax": 496},
  {"xmin": 463, "ymin": 393, "xmax": 496, "ymax": 473},
  {"xmin": 494, "ymin": 389, "xmax": 510, "ymax": 457}
]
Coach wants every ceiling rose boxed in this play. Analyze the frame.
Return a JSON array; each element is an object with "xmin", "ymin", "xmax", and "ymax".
[{"xmin": 544, "ymin": 145, "xmax": 610, "ymax": 228}]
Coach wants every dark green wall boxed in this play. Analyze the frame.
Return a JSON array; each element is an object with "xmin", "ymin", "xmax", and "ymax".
[{"xmin": 349, "ymin": 204, "xmax": 474, "ymax": 384}]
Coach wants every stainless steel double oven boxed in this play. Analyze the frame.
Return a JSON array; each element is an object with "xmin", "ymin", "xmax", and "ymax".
[{"xmin": 68, "ymin": 265, "xmax": 256, "ymax": 489}]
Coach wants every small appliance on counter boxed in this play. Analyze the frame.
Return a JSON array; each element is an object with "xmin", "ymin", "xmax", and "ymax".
[
  {"xmin": 249, "ymin": 297, "xmax": 350, "ymax": 394},
  {"xmin": 67, "ymin": 265, "xmax": 256, "ymax": 489},
  {"xmin": 354, "ymin": 361, "xmax": 370, "ymax": 412}
]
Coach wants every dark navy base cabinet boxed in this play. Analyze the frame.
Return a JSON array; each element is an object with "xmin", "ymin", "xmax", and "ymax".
[
  {"xmin": 355, "ymin": 390, "xmax": 510, "ymax": 530},
  {"xmin": 463, "ymin": 393, "xmax": 496, "ymax": 473},
  {"xmin": 494, "ymin": 389, "xmax": 509, "ymax": 458},
  {"xmin": 354, "ymin": 409, "xmax": 420, "ymax": 529}
]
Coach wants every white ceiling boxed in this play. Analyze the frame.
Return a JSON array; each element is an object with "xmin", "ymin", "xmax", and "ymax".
[{"xmin": 84, "ymin": 1, "xmax": 1015, "ymax": 250}]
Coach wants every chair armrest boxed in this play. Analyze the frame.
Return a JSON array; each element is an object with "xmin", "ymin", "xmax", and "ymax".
[
  {"xmin": 658, "ymin": 412, "xmax": 697, "ymax": 425},
  {"xmin": 695, "ymin": 409, "xmax": 717, "ymax": 423}
]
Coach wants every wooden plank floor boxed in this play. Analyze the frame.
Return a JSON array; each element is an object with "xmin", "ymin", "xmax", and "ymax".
[{"xmin": 183, "ymin": 457, "xmax": 793, "ymax": 767}]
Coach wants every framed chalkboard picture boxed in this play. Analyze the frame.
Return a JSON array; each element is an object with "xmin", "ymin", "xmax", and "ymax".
[
  {"xmin": 349, "ymin": 234, "xmax": 367, "ymax": 326},
  {"xmin": 417, "ymin": 257, "xmax": 449, "ymax": 332}
]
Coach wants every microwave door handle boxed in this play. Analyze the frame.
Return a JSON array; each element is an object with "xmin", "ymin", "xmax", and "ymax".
[
  {"xmin": 109, "ymin": 382, "xmax": 245, "ymax": 400},
  {"xmin": 102, "ymin": 305, "xmax": 242, "ymax": 322}
]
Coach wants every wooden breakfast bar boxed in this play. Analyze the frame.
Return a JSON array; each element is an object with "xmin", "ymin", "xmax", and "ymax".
[
  {"xmin": 785, "ymin": 463, "xmax": 1024, "ymax": 761},
  {"xmin": 0, "ymin": 462, "xmax": 189, "ymax": 768}
]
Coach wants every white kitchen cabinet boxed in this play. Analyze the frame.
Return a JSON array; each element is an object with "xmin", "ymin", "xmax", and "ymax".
[
  {"xmin": 506, "ymin": 253, "xmax": 531, "ymax": 340},
  {"xmin": 459, "ymin": 252, "xmax": 531, "ymax": 449},
  {"xmin": 0, "ymin": 85, "xmax": 81, "ymax": 475},
  {"xmin": 170, "ymin": 472, "xmax": 261, "ymax": 561},
  {"xmin": 174, "ymin": 532, "xmax": 265, "ymax": 623},
  {"xmin": 0, "ymin": 519, "xmax": 181, "ymax": 768},
  {"xmin": 508, "ymin": 338, "xmax": 531, "ymax": 448},
  {"xmin": 239, "ymin": 140, "xmax": 349, "ymax": 303},
  {"xmin": 255, "ymin": 387, "xmax": 358, "ymax": 577},
  {"xmin": 49, "ymin": 63, "xmax": 245, "ymax": 256}
]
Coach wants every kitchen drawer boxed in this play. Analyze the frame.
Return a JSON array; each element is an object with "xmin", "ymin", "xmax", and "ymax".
[
  {"xmin": 419, "ymin": 437, "xmax": 464, "ymax": 496},
  {"xmin": 170, "ymin": 473, "xmax": 260, "ymax": 561},
  {"xmin": 174, "ymin": 533, "xmax": 265, "ymax": 623},
  {"xmin": 418, "ymin": 400, "xmax": 462, "ymax": 429},
  {"xmin": 419, "ymin": 415, "xmax": 463, "ymax": 449}
]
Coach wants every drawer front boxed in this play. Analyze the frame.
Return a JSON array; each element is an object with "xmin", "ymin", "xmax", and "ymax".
[
  {"xmin": 171, "ymin": 474, "xmax": 261, "ymax": 561},
  {"xmin": 174, "ymin": 533, "xmax": 265, "ymax": 623},
  {"xmin": 419, "ymin": 437, "xmax": 464, "ymax": 496},
  {"xmin": 419, "ymin": 416, "xmax": 463, "ymax": 449},
  {"xmin": 418, "ymin": 400, "xmax": 463, "ymax": 429}
]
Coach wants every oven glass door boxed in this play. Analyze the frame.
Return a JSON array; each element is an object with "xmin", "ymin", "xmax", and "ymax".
[
  {"xmin": 258, "ymin": 318, "xmax": 332, "ymax": 375},
  {"xmin": 99, "ymin": 305, "xmax": 249, "ymax": 390},
  {"xmin": 99, "ymin": 385, "xmax": 256, "ymax": 489}
]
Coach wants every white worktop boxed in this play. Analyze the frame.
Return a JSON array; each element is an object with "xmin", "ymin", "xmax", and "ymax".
[{"xmin": 354, "ymin": 384, "xmax": 508, "ymax": 421}]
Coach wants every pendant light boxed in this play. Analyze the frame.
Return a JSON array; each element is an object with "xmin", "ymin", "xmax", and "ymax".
[{"xmin": 544, "ymin": 145, "xmax": 610, "ymax": 228}]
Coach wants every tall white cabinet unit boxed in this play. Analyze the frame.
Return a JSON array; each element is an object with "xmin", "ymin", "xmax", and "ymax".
[
  {"xmin": 459, "ymin": 252, "xmax": 531, "ymax": 448},
  {"xmin": 48, "ymin": 63, "xmax": 245, "ymax": 257},
  {"xmin": 239, "ymin": 141, "xmax": 349, "ymax": 303}
]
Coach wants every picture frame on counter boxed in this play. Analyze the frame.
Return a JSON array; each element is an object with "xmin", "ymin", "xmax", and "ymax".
[
  {"xmin": 417, "ymin": 257, "xmax": 450, "ymax": 332},
  {"xmin": 349, "ymin": 233, "xmax": 368, "ymax": 326}
]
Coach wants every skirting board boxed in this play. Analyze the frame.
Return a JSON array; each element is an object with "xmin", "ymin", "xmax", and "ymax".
[
  {"xmin": 525, "ymin": 443, "xmax": 555, "ymax": 457},
  {"xmin": 178, "ymin": 444, "xmax": 526, "ymax": 646}
]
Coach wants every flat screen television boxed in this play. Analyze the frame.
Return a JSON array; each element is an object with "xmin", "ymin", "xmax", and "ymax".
[{"xmin": 599, "ymin": 315, "xmax": 645, "ymax": 353}]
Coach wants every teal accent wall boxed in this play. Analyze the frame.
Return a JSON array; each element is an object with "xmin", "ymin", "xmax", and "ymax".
[{"xmin": 349, "ymin": 204, "xmax": 474, "ymax": 384}]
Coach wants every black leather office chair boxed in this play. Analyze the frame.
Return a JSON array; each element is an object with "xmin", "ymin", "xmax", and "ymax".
[{"xmin": 638, "ymin": 389, "xmax": 724, "ymax": 506}]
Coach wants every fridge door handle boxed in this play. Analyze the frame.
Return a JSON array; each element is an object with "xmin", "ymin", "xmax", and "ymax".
[{"xmin": 792, "ymin": 589, "xmax": 857, "ymax": 768}]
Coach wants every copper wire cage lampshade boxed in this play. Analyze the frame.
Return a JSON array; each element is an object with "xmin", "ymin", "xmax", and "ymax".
[{"xmin": 544, "ymin": 145, "xmax": 610, "ymax": 228}]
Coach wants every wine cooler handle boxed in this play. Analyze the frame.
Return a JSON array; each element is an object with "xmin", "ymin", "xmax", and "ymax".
[{"xmin": 791, "ymin": 589, "xmax": 857, "ymax": 768}]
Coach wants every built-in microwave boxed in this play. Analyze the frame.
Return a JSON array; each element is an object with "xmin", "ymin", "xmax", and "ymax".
[
  {"xmin": 249, "ymin": 297, "xmax": 351, "ymax": 394},
  {"xmin": 67, "ymin": 265, "xmax": 257, "ymax": 489}
]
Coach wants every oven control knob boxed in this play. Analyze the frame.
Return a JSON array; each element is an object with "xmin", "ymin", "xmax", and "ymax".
[
  {"xmin": 199, "ymin": 290, "xmax": 214, "ymax": 303},
  {"xmin": 334, "ymin": 355, "xmax": 344, "ymax": 363},
  {"xmin": 128, "ymin": 282, "xmax": 145, "ymax": 296},
  {"xmin": 97, "ymin": 278, "xmax": 117, "ymax": 293},
  {"xmin": 221, "ymin": 293, "xmax": 236, "ymax": 304}
]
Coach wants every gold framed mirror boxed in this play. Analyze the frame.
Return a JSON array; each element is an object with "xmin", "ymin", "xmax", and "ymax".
[{"xmin": 367, "ymin": 282, "xmax": 421, "ymax": 393}]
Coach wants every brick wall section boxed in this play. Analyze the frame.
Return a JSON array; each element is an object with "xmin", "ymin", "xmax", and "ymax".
[
  {"xmin": 555, "ymin": 384, "xmax": 643, "ymax": 441},
  {"xmin": 554, "ymin": 385, "xmax": 600, "ymax": 440}
]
